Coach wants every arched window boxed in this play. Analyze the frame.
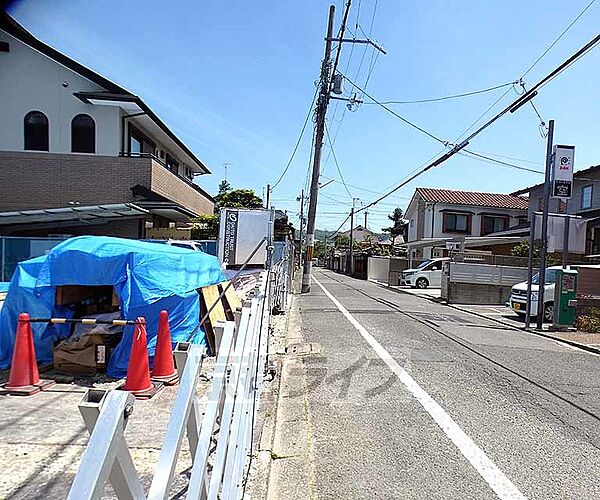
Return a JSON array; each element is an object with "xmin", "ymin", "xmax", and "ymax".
[
  {"xmin": 24, "ymin": 111, "xmax": 49, "ymax": 151},
  {"xmin": 71, "ymin": 114, "xmax": 95, "ymax": 153}
]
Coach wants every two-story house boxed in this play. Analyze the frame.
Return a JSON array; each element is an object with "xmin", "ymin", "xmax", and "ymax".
[
  {"xmin": 0, "ymin": 13, "xmax": 214, "ymax": 238},
  {"xmin": 511, "ymin": 164, "xmax": 600, "ymax": 255},
  {"xmin": 405, "ymin": 187, "xmax": 529, "ymax": 258}
]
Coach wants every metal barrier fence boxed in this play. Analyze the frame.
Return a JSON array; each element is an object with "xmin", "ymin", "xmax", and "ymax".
[
  {"xmin": 67, "ymin": 270, "xmax": 272, "ymax": 500},
  {"xmin": 271, "ymin": 243, "xmax": 293, "ymax": 314}
]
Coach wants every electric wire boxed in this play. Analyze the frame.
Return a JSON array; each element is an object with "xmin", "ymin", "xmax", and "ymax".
[
  {"xmin": 342, "ymin": 73, "xmax": 448, "ymax": 145},
  {"xmin": 455, "ymin": 0, "xmax": 597, "ymax": 142},
  {"xmin": 324, "ymin": 123, "xmax": 353, "ymax": 199},
  {"xmin": 352, "ymin": 32, "xmax": 600, "ymax": 216},
  {"xmin": 362, "ymin": 80, "xmax": 519, "ymax": 105},
  {"xmin": 460, "ymin": 150, "xmax": 544, "ymax": 174},
  {"xmin": 521, "ymin": 0, "xmax": 597, "ymax": 78},
  {"xmin": 271, "ymin": 87, "xmax": 318, "ymax": 190}
]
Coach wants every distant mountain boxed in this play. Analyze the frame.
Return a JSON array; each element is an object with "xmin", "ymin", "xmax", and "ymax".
[{"xmin": 314, "ymin": 229, "xmax": 336, "ymax": 241}]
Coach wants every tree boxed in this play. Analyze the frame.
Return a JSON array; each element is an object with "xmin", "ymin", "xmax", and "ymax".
[
  {"xmin": 314, "ymin": 240, "xmax": 329, "ymax": 260},
  {"xmin": 511, "ymin": 241, "xmax": 540, "ymax": 258},
  {"xmin": 191, "ymin": 214, "xmax": 219, "ymax": 239},
  {"xmin": 335, "ymin": 234, "xmax": 350, "ymax": 247},
  {"xmin": 217, "ymin": 179, "xmax": 231, "ymax": 196},
  {"xmin": 214, "ymin": 188, "xmax": 263, "ymax": 210},
  {"xmin": 382, "ymin": 208, "xmax": 408, "ymax": 245}
]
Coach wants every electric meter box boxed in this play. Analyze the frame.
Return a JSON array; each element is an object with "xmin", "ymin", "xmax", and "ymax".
[
  {"xmin": 553, "ymin": 268, "xmax": 578, "ymax": 329},
  {"xmin": 218, "ymin": 208, "xmax": 273, "ymax": 268}
]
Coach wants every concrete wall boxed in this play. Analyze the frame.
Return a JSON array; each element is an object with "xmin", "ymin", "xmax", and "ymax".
[
  {"xmin": 0, "ymin": 30, "xmax": 121, "ymax": 155},
  {"xmin": 442, "ymin": 262, "xmax": 532, "ymax": 304},
  {"xmin": 367, "ymin": 257, "xmax": 390, "ymax": 283},
  {"xmin": 445, "ymin": 282, "xmax": 514, "ymax": 305}
]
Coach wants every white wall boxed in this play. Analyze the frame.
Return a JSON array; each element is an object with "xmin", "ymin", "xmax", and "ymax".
[{"xmin": 0, "ymin": 30, "xmax": 121, "ymax": 155}]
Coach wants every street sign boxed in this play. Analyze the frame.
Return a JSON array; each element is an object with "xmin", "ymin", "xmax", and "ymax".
[{"xmin": 551, "ymin": 145, "xmax": 575, "ymax": 199}]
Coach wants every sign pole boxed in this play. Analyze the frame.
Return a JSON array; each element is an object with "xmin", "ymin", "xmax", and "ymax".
[
  {"xmin": 562, "ymin": 215, "xmax": 570, "ymax": 269},
  {"xmin": 525, "ymin": 214, "xmax": 536, "ymax": 329},
  {"xmin": 536, "ymin": 119, "xmax": 554, "ymax": 330}
]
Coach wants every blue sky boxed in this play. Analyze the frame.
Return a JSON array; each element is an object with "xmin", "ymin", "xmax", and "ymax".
[{"xmin": 8, "ymin": 0, "xmax": 600, "ymax": 232}]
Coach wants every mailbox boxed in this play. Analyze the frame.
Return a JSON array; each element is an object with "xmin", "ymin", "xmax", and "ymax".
[{"xmin": 553, "ymin": 268, "xmax": 578, "ymax": 329}]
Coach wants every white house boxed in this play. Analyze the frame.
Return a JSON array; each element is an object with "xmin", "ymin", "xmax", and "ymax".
[
  {"xmin": 0, "ymin": 13, "xmax": 214, "ymax": 238},
  {"xmin": 405, "ymin": 187, "xmax": 529, "ymax": 258}
]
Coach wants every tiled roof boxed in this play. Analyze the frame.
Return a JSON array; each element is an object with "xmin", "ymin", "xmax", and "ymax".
[{"xmin": 416, "ymin": 188, "xmax": 529, "ymax": 210}]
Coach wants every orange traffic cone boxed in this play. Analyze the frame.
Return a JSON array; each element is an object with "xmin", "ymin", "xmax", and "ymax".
[
  {"xmin": 151, "ymin": 310, "xmax": 178, "ymax": 385},
  {"xmin": 120, "ymin": 318, "xmax": 161, "ymax": 399},
  {"xmin": 1, "ymin": 313, "xmax": 55, "ymax": 396}
]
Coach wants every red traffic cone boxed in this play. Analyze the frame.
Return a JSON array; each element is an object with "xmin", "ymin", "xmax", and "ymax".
[
  {"xmin": 120, "ymin": 318, "xmax": 160, "ymax": 399},
  {"xmin": 1, "ymin": 313, "xmax": 55, "ymax": 396},
  {"xmin": 151, "ymin": 310, "xmax": 178, "ymax": 385}
]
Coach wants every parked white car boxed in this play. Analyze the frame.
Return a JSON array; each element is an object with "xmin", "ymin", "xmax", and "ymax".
[
  {"xmin": 508, "ymin": 266, "xmax": 561, "ymax": 322},
  {"xmin": 401, "ymin": 258, "xmax": 449, "ymax": 289}
]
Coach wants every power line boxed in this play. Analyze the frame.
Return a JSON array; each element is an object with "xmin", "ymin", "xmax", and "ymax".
[
  {"xmin": 353, "ymin": 33, "xmax": 600, "ymax": 215},
  {"xmin": 320, "ymin": 175, "xmax": 410, "ymax": 199},
  {"xmin": 324, "ymin": 123, "xmax": 353, "ymax": 199},
  {"xmin": 342, "ymin": 73, "xmax": 448, "ymax": 145},
  {"xmin": 460, "ymin": 150, "xmax": 544, "ymax": 174},
  {"xmin": 521, "ymin": 0, "xmax": 597, "ymax": 78},
  {"xmin": 455, "ymin": 0, "xmax": 597, "ymax": 142},
  {"xmin": 271, "ymin": 87, "xmax": 318, "ymax": 190},
  {"xmin": 362, "ymin": 80, "xmax": 518, "ymax": 105}
]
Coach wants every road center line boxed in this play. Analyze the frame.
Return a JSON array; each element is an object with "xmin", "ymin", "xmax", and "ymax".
[{"xmin": 312, "ymin": 275, "xmax": 526, "ymax": 500}]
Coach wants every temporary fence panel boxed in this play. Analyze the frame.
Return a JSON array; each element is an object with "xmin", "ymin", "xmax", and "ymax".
[{"xmin": 68, "ymin": 271, "xmax": 273, "ymax": 500}]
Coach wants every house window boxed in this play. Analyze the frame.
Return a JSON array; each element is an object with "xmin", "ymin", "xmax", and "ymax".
[
  {"xmin": 128, "ymin": 125, "xmax": 155, "ymax": 155},
  {"xmin": 71, "ymin": 114, "xmax": 95, "ymax": 153},
  {"xmin": 443, "ymin": 212, "xmax": 470, "ymax": 233},
  {"xmin": 481, "ymin": 215, "xmax": 508, "ymax": 235},
  {"xmin": 581, "ymin": 185, "xmax": 593, "ymax": 210},
  {"xmin": 166, "ymin": 153, "xmax": 179, "ymax": 173},
  {"xmin": 24, "ymin": 111, "xmax": 49, "ymax": 151}
]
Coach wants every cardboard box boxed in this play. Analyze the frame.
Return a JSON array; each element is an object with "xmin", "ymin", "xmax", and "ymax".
[{"xmin": 53, "ymin": 334, "xmax": 114, "ymax": 374}]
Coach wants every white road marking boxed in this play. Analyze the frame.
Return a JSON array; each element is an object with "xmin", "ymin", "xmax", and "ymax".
[{"xmin": 313, "ymin": 275, "xmax": 526, "ymax": 500}]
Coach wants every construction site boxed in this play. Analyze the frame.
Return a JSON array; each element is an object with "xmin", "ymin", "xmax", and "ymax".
[{"xmin": 0, "ymin": 208, "xmax": 294, "ymax": 499}]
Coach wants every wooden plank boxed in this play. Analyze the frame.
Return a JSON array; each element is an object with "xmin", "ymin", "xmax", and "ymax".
[
  {"xmin": 199, "ymin": 292, "xmax": 216, "ymax": 355},
  {"xmin": 219, "ymin": 281, "xmax": 241, "ymax": 321},
  {"xmin": 202, "ymin": 285, "xmax": 226, "ymax": 325}
]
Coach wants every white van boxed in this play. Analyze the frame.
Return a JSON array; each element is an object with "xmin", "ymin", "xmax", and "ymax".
[
  {"xmin": 401, "ymin": 258, "xmax": 449, "ymax": 289},
  {"xmin": 508, "ymin": 266, "xmax": 561, "ymax": 322}
]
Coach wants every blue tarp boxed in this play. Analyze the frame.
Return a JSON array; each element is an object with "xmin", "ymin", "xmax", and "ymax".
[{"xmin": 0, "ymin": 236, "xmax": 227, "ymax": 377}]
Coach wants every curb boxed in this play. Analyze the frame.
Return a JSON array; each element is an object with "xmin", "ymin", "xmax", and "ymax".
[{"xmin": 374, "ymin": 281, "xmax": 600, "ymax": 356}]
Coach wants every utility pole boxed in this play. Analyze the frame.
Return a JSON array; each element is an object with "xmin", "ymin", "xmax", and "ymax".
[
  {"xmin": 265, "ymin": 184, "xmax": 271, "ymax": 209},
  {"xmin": 536, "ymin": 119, "xmax": 555, "ymax": 330},
  {"xmin": 301, "ymin": 4, "xmax": 336, "ymax": 293},
  {"xmin": 364, "ymin": 211, "xmax": 368, "ymax": 229},
  {"xmin": 298, "ymin": 189, "xmax": 305, "ymax": 245},
  {"xmin": 349, "ymin": 197, "xmax": 359, "ymax": 276}
]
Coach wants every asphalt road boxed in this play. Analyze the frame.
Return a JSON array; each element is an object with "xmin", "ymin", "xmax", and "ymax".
[{"xmin": 285, "ymin": 268, "xmax": 600, "ymax": 500}]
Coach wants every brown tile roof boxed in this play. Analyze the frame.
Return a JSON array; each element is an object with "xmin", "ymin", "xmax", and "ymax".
[{"xmin": 416, "ymin": 188, "xmax": 529, "ymax": 210}]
